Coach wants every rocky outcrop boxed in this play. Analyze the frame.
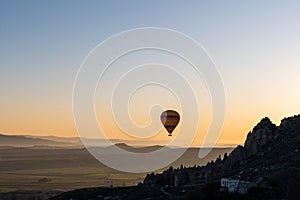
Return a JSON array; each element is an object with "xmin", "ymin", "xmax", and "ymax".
[
  {"xmin": 221, "ymin": 145, "xmax": 247, "ymax": 172},
  {"xmin": 244, "ymin": 117, "xmax": 277, "ymax": 156},
  {"xmin": 278, "ymin": 115, "xmax": 300, "ymax": 136},
  {"xmin": 144, "ymin": 165, "xmax": 199, "ymax": 186},
  {"xmin": 143, "ymin": 115, "xmax": 300, "ymax": 187}
]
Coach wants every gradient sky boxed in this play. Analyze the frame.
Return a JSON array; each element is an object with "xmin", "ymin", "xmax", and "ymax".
[{"xmin": 1, "ymin": 0, "xmax": 300, "ymax": 146}]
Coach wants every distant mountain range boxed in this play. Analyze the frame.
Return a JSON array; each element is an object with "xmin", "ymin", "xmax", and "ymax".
[
  {"xmin": 0, "ymin": 134, "xmax": 74, "ymax": 147},
  {"xmin": 0, "ymin": 134, "xmax": 168, "ymax": 148},
  {"xmin": 0, "ymin": 133, "xmax": 232, "ymax": 159},
  {"xmin": 0, "ymin": 134, "xmax": 237, "ymax": 149}
]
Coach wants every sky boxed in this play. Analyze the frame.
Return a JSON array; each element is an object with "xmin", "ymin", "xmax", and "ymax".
[{"xmin": 0, "ymin": 0, "xmax": 300, "ymax": 146}]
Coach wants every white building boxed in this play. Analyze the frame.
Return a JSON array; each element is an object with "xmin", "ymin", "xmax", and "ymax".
[{"xmin": 221, "ymin": 178, "xmax": 257, "ymax": 194}]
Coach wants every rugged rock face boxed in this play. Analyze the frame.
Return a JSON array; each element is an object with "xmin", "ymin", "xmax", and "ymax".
[
  {"xmin": 221, "ymin": 145, "xmax": 247, "ymax": 172},
  {"xmin": 143, "ymin": 115, "xmax": 300, "ymax": 189},
  {"xmin": 244, "ymin": 117, "xmax": 277, "ymax": 156}
]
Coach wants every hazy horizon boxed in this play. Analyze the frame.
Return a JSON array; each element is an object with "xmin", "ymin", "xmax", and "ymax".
[{"xmin": 0, "ymin": 132, "xmax": 239, "ymax": 148}]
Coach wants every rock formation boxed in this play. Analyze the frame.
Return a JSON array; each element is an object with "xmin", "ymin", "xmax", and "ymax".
[
  {"xmin": 143, "ymin": 115, "xmax": 300, "ymax": 188},
  {"xmin": 244, "ymin": 117, "xmax": 277, "ymax": 156}
]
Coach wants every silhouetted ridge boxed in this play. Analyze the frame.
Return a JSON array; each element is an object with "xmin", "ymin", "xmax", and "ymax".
[
  {"xmin": 142, "ymin": 114, "xmax": 300, "ymax": 199},
  {"xmin": 252, "ymin": 117, "xmax": 276, "ymax": 132}
]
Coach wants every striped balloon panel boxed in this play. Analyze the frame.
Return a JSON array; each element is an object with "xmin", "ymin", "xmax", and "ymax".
[{"xmin": 160, "ymin": 110, "xmax": 180, "ymax": 134}]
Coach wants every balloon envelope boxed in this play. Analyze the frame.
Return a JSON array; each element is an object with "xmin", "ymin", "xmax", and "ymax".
[{"xmin": 160, "ymin": 110, "xmax": 180, "ymax": 136}]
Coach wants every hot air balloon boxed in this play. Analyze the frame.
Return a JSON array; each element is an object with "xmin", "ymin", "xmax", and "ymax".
[{"xmin": 160, "ymin": 110, "xmax": 180, "ymax": 136}]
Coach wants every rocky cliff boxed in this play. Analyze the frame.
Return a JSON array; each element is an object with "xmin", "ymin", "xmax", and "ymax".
[
  {"xmin": 244, "ymin": 117, "xmax": 277, "ymax": 156},
  {"xmin": 143, "ymin": 114, "xmax": 300, "ymax": 193}
]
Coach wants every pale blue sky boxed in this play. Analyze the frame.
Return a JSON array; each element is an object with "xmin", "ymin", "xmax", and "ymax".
[{"xmin": 0, "ymin": 1, "xmax": 300, "ymax": 144}]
